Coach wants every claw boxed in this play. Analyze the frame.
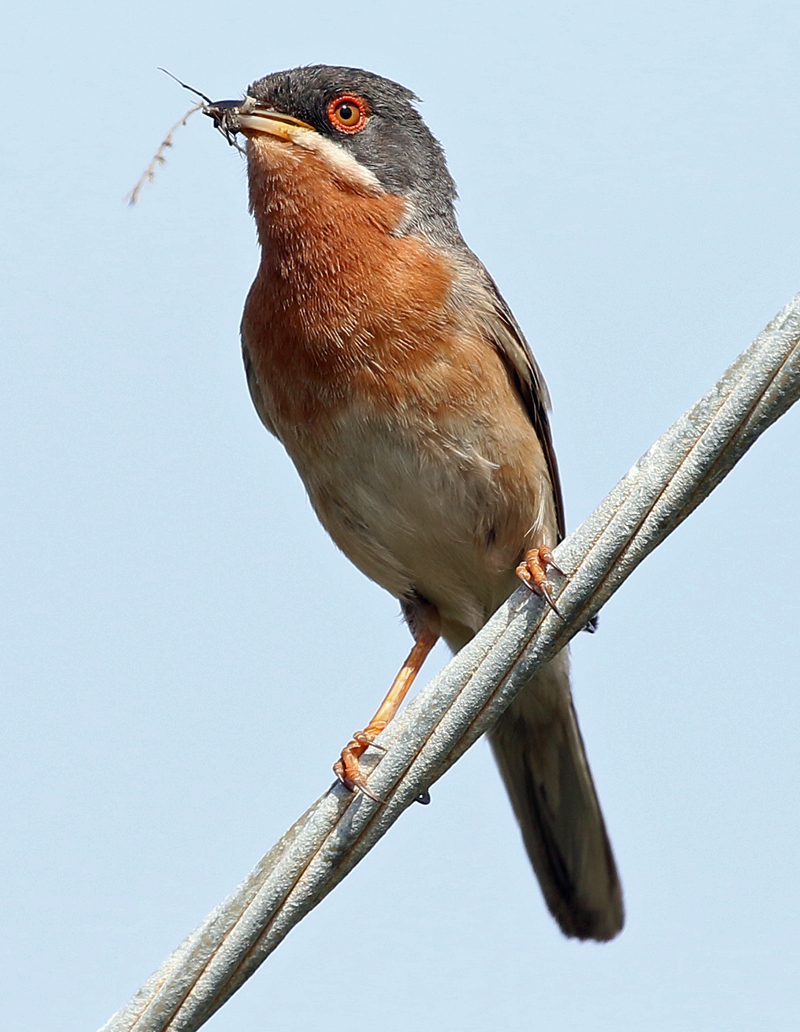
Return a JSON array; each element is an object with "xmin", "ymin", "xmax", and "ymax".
[
  {"xmin": 516, "ymin": 546, "xmax": 565, "ymax": 617},
  {"xmin": 539, "ymin": 545, "xmax": 566, "ymax": 577},
  {"xmin": 537, "ymin": 579, "xmax": 563, "ymax": 617},
  {"xmin": 333, "ymin": 756, "xmax": 386, "ymax": 804},
  {"xmin": 354, "ymin": 731, "xmax": 387, "ymax": 753}
]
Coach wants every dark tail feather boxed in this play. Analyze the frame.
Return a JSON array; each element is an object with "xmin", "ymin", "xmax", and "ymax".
[{"xmin": 489, "ymin": 650, "xmax": 624, "ymax": 941}]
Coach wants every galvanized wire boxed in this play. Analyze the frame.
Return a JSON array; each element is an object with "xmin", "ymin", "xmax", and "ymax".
[{"xmin": 101, "ymin": 293, "xmax": 800, "ymax": 1032}]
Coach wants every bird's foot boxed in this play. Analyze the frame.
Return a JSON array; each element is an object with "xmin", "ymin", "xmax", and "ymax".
[
  {"xmin": 516, "ymin": 545, "xmax": 565, "ymax": 616},
  {"xmin": 334, "ymin": 729, "xmax": 386, "ymax": 803},
  {"xmin": 332, "ymin": 620, "xmax": 440, "ymax": 805}
]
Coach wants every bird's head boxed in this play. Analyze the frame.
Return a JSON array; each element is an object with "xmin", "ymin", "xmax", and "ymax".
[{"xmin": 205, "ymin": 65, "xmax": 459, "ymax": 244}]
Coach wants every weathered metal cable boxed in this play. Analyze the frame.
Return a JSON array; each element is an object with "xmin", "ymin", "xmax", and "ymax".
[{"xmin": 101, "ymin": 292, "xmax": 800, "ymax": 1032}]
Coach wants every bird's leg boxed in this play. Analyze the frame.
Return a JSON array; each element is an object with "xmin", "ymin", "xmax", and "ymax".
[
  {"xmin": 335, "ymin": 608, "xmax": 440, "ymax": 801},
  {"xmin": 516, "ymin": 545, "xmax": 565, "ymax": 616}
]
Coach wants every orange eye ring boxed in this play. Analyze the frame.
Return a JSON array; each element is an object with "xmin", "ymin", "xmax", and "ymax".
[{"xmin": 327, "ymin": 94, "xmax": 369, "ymax": 133}]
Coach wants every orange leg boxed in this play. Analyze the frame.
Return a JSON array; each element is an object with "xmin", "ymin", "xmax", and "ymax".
[
  {"xmin": 334, "ymin": 623, "xmax": 439, "ymax": 801},
  {"xmin": 516, "ymin": 545, "xmax": 565, "ymax": 616}
]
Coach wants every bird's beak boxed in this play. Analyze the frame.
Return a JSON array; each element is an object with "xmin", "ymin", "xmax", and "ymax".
[{"xmin": 204, "ymin": 96, "xmax": 314, "ymax": 142}]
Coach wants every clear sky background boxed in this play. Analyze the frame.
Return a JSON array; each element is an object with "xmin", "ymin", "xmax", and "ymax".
[{"xmin": 2, "ymin": 2, "xmax": 799, "ymax": 1030}]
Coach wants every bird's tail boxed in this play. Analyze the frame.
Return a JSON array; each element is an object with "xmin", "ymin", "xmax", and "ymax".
[{"xmin": 488, "ymin": 650, "xmax": 624, "ymax": 941}]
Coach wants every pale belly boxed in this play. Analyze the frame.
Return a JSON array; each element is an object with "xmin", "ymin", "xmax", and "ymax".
[{"xmin": 277, "ymin": 403, "xmax": 557, "ymax": 642}]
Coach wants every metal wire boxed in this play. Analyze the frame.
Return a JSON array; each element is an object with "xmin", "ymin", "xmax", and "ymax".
[{"xmin": 100, "ymin": 292, "xmax": 800, "ymax": 1032}]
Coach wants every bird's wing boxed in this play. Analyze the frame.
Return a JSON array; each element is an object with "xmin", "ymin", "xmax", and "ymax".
[
  {"xmin": 477, "ymin": 270, "xmax": 566, "ymax": 541},
  {"xmin": 241, "ymin": 339, "xmax": 279, "ymax": 437}
]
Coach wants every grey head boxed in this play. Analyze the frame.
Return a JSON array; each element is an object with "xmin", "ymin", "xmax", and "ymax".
[{"xmin": 215, "ymin": 65, "xmax": 463, "ymax": 244}]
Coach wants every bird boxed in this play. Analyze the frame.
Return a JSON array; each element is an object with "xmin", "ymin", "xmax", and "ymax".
[{"xmin": 204, "ymin": 65, "xmax": 624, "ymax": 942}]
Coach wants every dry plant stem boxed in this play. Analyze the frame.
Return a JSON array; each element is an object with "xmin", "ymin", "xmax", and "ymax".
[
  {"xmin": 100, "ymin": 293, "xmax": 800, "ymax": 1032},
  {"xmin": 126, "ymin": 103, "xmax": 204, "ymax": 206}
]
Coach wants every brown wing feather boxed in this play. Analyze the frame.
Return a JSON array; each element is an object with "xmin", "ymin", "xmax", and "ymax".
[{"xmin": 474, "ymin": 268, "xmax": 566, "ymax": 540}]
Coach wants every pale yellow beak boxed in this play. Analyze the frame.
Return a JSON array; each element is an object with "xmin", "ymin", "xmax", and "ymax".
[{"xmin": 233, "ymin": 96, "xmax": 315, "ymax": 140}]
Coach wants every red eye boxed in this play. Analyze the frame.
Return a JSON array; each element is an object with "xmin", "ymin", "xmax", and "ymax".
[{"xmin": 327, "ymin": 94, "xmax": 369, "ymax": 133}]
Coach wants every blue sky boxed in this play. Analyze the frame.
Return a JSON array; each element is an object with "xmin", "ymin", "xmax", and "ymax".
[{"xmin": 2, "ymin": 2, "xmax": 799, "ymax": 1029}]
